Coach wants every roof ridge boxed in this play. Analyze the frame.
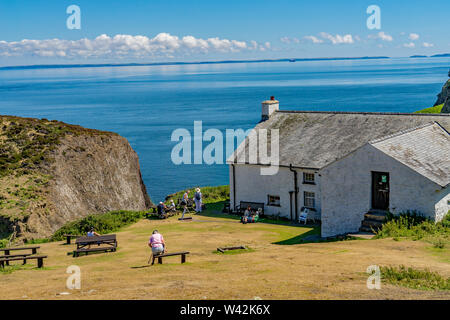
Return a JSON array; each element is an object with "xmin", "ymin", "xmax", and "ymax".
[
  {"xmin": 369, "ymin": 122, "xmax": 440, "ymax": 145},
  {"xmin": 275, "ymin": 110, "xmax": 450, "ymax": 117}
]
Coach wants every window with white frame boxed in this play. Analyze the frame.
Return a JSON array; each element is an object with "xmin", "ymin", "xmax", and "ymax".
[
  {"xmin": 268, "ymin": 195, "xmax": 280, "ymax": 206},
  {"xmin": 304, "ymin": 192, "xmax": 315, "ymax": 209},
  {"xmin": 303, "ymin": 172, "xmax": 315, "ymax": 184}
]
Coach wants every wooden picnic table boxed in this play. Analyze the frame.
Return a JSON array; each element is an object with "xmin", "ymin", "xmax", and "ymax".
[
  {"xmin": 0, "ymin": 246, "xmax": 40, "ymax": 256},
  {"xmin": 73, "ymin": 234, "xmax": 117, "ymax": 257},
  {"xmin": 63, "ymin": 234, "xmax": 80, "ymax": 245}
]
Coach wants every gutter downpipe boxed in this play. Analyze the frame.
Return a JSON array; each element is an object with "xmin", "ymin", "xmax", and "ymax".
[
  {"xmin": 289, "ymin": 191, "xmax": 294, "ymax": 221},
  {"xmin": 232, "ymin": 164, "xmax": 236, "ymax": 211},
  {"xmin": 289, "ymin": 164, "xmax": 299, "ymax": 222}
]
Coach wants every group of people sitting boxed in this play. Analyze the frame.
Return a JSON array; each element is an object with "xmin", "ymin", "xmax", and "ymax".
[
  {"xmin": 240, "ymin": 206, "xmax": 260, "ymax": 224},
  {"xmin": 155, "ymin": 188, "xmax": 203, "ymax": 219},
  {"xmin": 156, "ymin": 199, "xmax": 177, "ymax": 219}
]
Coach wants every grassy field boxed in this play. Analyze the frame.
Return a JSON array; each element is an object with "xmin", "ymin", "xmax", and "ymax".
[
  {"xmin": 0, "ymin": 205, "xmax": 449, "ymax": 300},
  {"xmin": 414, "ymin": 103, "xmax": 444, "ymax": 114}
]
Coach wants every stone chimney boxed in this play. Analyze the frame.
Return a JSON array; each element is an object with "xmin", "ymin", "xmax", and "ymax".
[{"xmin": 261, "ymin": 96, "xmax": 279, "ymax": 121}]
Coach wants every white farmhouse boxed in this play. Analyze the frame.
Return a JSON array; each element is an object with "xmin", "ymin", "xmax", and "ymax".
[{"xmin": 227, "ymin": 99, "xmax": 450, "ymax": 237}]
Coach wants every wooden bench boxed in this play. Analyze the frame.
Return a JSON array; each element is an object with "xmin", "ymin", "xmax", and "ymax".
[
  {"xmin": 0, "ymin": 253, "xmax": 34, "ymax": 266},
  {"xmin": 151, "ymin": 251, "xmax": 190, "ymax": 265},
  {"xmin": 73, "ymin": 234, "xmax": 117, "ymax": 257},
  {"xmin": 0, "ymin": 246, "xmax": 40, "ymax": 256},
  {"xmin": 63, "ymin": 234, "xmax": 80, "ymax": 245},
  {"xmin": 73, "ymin": 246, "xmax": 117, "ymax": 257},
  {"xmin": 0, "ymin": 255, "xmax": 47, "ymax": 268},
  {"xmin": 235, "ymin": 201, "xmax": 264, "ymax": 216}
]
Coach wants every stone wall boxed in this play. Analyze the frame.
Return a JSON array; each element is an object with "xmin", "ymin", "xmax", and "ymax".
[{"xmin": 321, "ymin": 144, "xmax": 448, "ymax": 237}]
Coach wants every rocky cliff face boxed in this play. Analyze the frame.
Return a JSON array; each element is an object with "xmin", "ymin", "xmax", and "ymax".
[
  {"xmin": 435, "ymin": 79, "xmax": 450, "ymax": 113},
  {"xmin": 0, "ymin": 116, "xmax": 152, "ymax": 240}
]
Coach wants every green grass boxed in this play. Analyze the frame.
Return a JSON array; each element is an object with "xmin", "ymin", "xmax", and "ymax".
[
  {"xmin": 381, "ymin": 265, "xmax": 450, "ymax": 291},
  {"xmin": 414, "ymin": 103, "xmax": 444, "ymax": 114}
]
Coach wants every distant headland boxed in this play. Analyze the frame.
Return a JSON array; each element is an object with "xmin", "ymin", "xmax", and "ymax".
[{"xmin": 0, "ymin": 56, "xmax": 391, "ymax": 71}]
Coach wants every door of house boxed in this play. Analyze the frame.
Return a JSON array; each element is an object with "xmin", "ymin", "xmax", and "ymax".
[{"xmin": 372, "ymin": 172, "xmax": 389, "ymax": 210}]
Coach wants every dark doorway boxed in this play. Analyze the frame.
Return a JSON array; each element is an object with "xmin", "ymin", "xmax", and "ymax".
[{"xmin": 372, "ymin": 172, "xmax": 389, "ymax": 210}]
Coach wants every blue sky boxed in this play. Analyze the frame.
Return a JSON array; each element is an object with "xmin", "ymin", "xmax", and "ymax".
[{"xmin": 0, "ymin": 0, "xmax": 449, "ymax": 65}]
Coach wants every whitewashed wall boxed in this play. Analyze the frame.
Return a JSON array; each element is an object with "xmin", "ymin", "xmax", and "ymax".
[
  {"xmin": 435, "ymin": 189, "xmax": 450, "ymax": 222},
  {"xmin": 229, "ymin": 164, "xmax": 321, "ymax": 220},
  {"xmin": 321, "ymin": 144, "xmax": 449, "ymax": 237}
]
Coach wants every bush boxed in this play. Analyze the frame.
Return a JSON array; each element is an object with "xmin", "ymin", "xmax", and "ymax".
[
  {"xmin": 376, "ymin": 211, "xmax": 449, "ymax": 240},
  {"xmin": 0, "ymin": 239, "xmax": 8, "ymax": 248},
  {"xmin": 381, "ymin": 265, "xmax": 450, "ymax": 291},
  {"xmin": 51, "ymin": 210, "xmax": 146, "ymax": 241}
]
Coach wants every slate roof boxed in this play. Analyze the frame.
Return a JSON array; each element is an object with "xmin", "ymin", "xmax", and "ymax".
[
  {"xmin": 228, "ymin": 111, "xmax": 450, "ymax": 172},
  {"xmin": 370, "ymin": 122, "xmax": 450, "ymax": 187}
]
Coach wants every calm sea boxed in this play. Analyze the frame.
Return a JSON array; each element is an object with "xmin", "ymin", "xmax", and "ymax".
[{"xmin": 0, "ymin": 57, "xmax": 448, "ymax": 201}]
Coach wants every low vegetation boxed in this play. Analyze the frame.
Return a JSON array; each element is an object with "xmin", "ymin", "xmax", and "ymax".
[
  {"xmin": 414, "ymin": 103, "xmax": 444, "ymax": 114},
  {"xmin": 376, "ymin": 211, "xmax": 450, "ymax": 248},
  {"xmin": 0, "ymin": 238, "xmax": 8, "ymax": 249},
  {"xmin": 165, "ymin": 185, "xmax": 229, "ymax": 205},
  {"xmin": 0, "ymin": 115, "xmax": 113, "ymax": 178},
  {"xmin": 381, "ymin": 265, "xmax": 450, "ymax": 291},
  {"xmin": 50, "ymin": 210, "xmax": 147, "ymax": 241}
]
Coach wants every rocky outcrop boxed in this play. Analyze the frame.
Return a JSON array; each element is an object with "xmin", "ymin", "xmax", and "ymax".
[
  {"xmin": 0, "ymin": 116, "xmax": 152, "ymax": 240},
  {"xmin": 435, "ymin": 79, "xmax": 450, "ymax": 113}
]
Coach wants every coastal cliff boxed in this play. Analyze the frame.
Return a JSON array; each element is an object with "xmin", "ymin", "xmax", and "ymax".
[
  {"xmin": 0, "ymin": 116, "xmax": 152, "ymax": 240},
  {"xmin": 435, "ymin": 79, "xmax": 450, "ymax": 113}
]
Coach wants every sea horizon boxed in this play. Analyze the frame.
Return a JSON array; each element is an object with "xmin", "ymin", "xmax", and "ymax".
[
  {"xmin": 1, "ymin": 56, "xmax": 449, "ymax": 201},
  {"xmin": 1, "ymin": 53, "xmax": 449, "ymax": 71}
]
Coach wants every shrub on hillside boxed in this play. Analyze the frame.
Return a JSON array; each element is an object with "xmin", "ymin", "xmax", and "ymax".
[{"xmin": 51, "ymin": 210, "xmax": 146, "ymax": 241}]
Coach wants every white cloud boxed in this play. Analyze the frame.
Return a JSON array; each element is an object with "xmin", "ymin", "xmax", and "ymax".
[
  {"xmin": 408, "ymin": 33, "xmax": 420, "ymax": 41},
  {"xmin": 0, "ymin": 33, "xmax": 268, "ymax": 59},
  {"xmin": 304, "ymin": 35, "xmax": 324, "ymax": 44},
  {"xmin": 319, "ymin": 32, "xmax": 354, "ymax": 44},
  {"xmin": 403, "ymin": 42, "xmax": 415, "ymax": 48},
  {"xmin": 280, "ymin": 37, "xmax": 300, "ymax": 44},
  {"xmin": 369, "ymin": 31, "xmax": 393, "ymax": 42},
  {"xmin": 422, "ymin": 42, "xmax": 434, "ymax": 48}
]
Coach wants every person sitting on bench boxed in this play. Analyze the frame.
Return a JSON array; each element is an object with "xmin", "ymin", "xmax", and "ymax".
[
  {"xmin": 148, "ymin": 230, "xmax": 166, "ymax": 257},
  {"xmin": 157, "ymin": 202, "xmax": 168, "ymax": 219},
  {"xmin": 87, "ymin": 227, "xmax": 100, "ymax": 237},
  {"xmin": 241, "ymin": 206, "xmax": 252, "ymax": 224},
  {"xmin": 87, "ymin": 227, "xmax": 100, "ymax": 248},
  {"xmin": 167, "ymin": 200, "xmax": 176, "ymax": 212}
]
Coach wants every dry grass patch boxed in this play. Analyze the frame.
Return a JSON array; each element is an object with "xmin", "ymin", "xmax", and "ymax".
[{"xmin": 0, "ymin": 215, "xmax": 449, "ymax": 300}]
